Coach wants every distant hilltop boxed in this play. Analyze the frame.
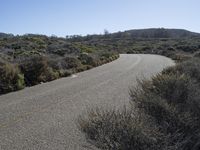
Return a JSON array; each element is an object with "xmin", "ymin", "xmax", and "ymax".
[
  {"xmin": 1, "ymin": 28, "xmax": 200, "ymax": 39},
  {"xmin": 111, "ymin": 28, "xmax": 200, "ymax": 39},
  {"xmin": 0, "ymin": 33, "xmax": 14, "ymax": 38}
]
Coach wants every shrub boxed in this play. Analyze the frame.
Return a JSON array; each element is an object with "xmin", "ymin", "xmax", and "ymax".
[
  {"xmin": 163, "ymin": 58, "xmax": 200, "ymax": 82},
  {"xmin": 20, "ymin": 56, "xmax": 58, "ymax": 85},
  {"xmin": 100, "ymin": 52, "xmax": 118, "ymax": 60},
  {"xmin": 170, "ymin": 54, "xmax": 192, "ymax": 62},
  {"xmin": 58, "ymin": 69, "xmax": 73, "ymax": 77},
  {"xmin": 76, "ymin": 65, "xmax": 93, "ymax": 72},
  {"xmin": 48, "ymin": 56, "xmax": 83, "ymax": 73},
  {"xmin": 78, "ymin": 108, "xmax": 160, "ymax": 150},
  {"xmin": 63, "ymin": 56, "xmax": 82, "ymax": 69},
  {"xmin": 194, "ymin": 51, "xmax": 200, "ymax": 58},
  {"xmin": 78, "ymin": 53, "xmax": 97, "ymax": 67},
  {"xmin": 130, "ymin": 73, "xmax": 200, "ymax": 150},
  {"xmin": 151, "ymin": 74, "xmax": 189, "ymax": 104},
  {"xmin": 0, "ymin": 62, "xmax": 25, "ymax": 94},
  {"xmin": 38, "ymin": 67, "xmax": 59, "ymax": 82},
  {"xmin": 79, "ymin": 61, "xmax": 200, "ymax": 150}
]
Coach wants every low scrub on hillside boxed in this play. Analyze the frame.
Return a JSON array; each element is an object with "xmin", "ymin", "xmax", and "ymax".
[
  {"xmin": 0, "ymin": 52, "xmax": 119, "ymax": 94},
  {"xmin": 79, "ymin": 58, "xmax": 200, "ymax": 150},
  {"xmin": 0, "ymin": 33, "xmax": 119, "ymax": 94},
  {"xmin": 1, "ymin": 29, "xmax": 200, "ymax": 94}
]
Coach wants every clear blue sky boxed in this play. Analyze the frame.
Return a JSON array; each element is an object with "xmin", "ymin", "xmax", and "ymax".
[{"xmin": 0, "ymin": 0, "xmax": 199, "ymax": 37}]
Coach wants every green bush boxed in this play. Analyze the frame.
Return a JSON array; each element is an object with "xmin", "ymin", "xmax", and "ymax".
[{"xmin": 0, "ymin": 62, "xmax": 25, "ymax": 94}]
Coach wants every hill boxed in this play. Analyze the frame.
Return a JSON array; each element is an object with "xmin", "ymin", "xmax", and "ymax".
[
  {"xmin": 114, "ymin": 28, "xmax": 200, "ymax": 39},
  {"xmin": 0, "ymin": 33, "xmax": 14, "ymax": 38},
  {"xmin": 69, "ymin": 28, "xmax": 200, "ymax": 57}
]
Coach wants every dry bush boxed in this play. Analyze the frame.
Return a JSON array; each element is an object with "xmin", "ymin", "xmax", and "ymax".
[
  {"xmin": 78, "ymin": 108, "xmax": 160, "ymax": 150},
  {"xmin": 163, "ymin": 58, "xmax": 200, "ymax": 82},
  {"xmin": 79, "ymin": 59, "xmax": 200, "ymax": 150},
  {"xmin": 130, "ymin": 73, "xmax": 200, "ymax": 150}
]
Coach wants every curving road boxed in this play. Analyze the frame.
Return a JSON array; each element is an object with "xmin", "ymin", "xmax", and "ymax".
[{"xmin": 0, "ymin": 54, "xmax": 174, "ymax": 150}]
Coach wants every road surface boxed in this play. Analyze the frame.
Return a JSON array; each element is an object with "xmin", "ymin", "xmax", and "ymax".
[{"xmin": 0, "ymin": 54, "xmax": 174, "ymax": 150}]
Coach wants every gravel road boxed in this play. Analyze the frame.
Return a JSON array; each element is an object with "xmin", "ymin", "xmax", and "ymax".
[{"xmin": 0, "ymin": 54, "xmax": 174, "ymax": 150}]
